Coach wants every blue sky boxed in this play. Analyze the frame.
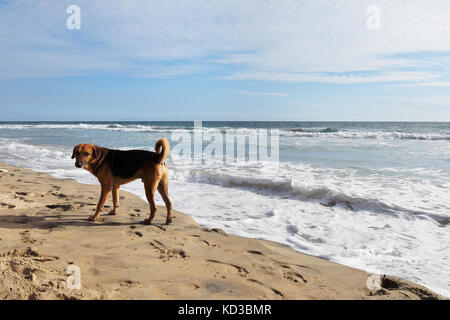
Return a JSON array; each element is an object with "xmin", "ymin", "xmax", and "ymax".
[{"xmin": 1, "ymin": 0, "xmax": 450, "ymax": 121}]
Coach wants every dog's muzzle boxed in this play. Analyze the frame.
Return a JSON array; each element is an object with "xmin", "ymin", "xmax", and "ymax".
[{"xmin": 75, "ymin": 162, "xmax": 83, "ymax": 168}]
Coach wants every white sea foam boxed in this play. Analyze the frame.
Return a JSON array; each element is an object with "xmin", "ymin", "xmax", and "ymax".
[
  {"xmin": 0, "ymin": 137, "xmax": 449, "ymax": 298},
  {"xmin": 282, "ymin": 129, "xmax": 450, "ymax": 141},
  {"xmin": 2, "ymin": 123, "xmax": 450, "ymax": 141}
]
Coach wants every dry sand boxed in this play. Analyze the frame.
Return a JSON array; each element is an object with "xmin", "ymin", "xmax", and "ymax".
[{"xmin": 0, "ymin": 162, "xmax": 442, "ymax": 300}]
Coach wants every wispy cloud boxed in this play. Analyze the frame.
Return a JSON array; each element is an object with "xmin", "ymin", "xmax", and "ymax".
[
  {"xmin": 227, "ymin": 71, "xmax": 438, "ymax": 84},
  {"xmin": 236, "ymin": 90, "xmax": 289, "ymax": 97},
  {"xmin": 392, "ymin": 82, "xmax": 450, "ymax": 88}
]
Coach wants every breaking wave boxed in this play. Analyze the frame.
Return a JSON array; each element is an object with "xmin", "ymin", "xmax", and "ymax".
[{"xmin": 1, "ymin": 123, "xmax": 449, "ymax": 141}]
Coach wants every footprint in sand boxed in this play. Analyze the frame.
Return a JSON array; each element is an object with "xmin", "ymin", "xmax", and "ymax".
[
  {"xmin": 127, "ymin": 226, "xmax": 144, "ymax": 239},
  {"xmin": 119, "ymin": 280, "xmax": 139, "ymax": 287},
  {"xmin": 188, "ymin": 235, "xmax": 216, "ymax": 247},
  {"xmin": 129, "ymin": 209, "xmax": 142, "ymax": 217},
  {"xmin": 0, "ymin": 192, "xmax": 40, "ymax": 209},
  {"xmin": 19, "ymin": 231, "xmax": 37, "ymax": 245},
  {"xmin": 282, "ymin": 270, "xmax": 307, "ymax": 284},
  {"xmin": 206, "ymin": 259, "xmax": 249, "ymax": 277},
  {"xmin": 149, "ymin": 240, "xmax": 188, "ymax": 260},
  {"xmin": 276, "ymin": 262, "xmax": 322, "ymax": 276},
  {"xmin": 247, "ymin": 250, "xmax": 264, "ymax": 256},
  {"xmin": 0, "ymin": 202, "xmax": 16, "ymax": 209},
  {"xmin": 246, "ymin": 279, "xmax": 285, "ymax": 298},
  {"xmin": 203, "ymin": 228, "xmax": 228, "ymax": 236},
  {"xmin": 246, "ymin": 251, "xmax": 310, "ymax": 285},
  {"xmin": 0, "ymin": 247, "xmax": 40, "ymax": 258},
  {"xmin": 51, "ymin": 192, "xmax": 68, "ymax": 199}
]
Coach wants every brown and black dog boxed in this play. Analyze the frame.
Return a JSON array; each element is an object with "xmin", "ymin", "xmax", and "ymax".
[{"xmin": 71, "ymin": 138, "xmax": 172, "ymax": 225}]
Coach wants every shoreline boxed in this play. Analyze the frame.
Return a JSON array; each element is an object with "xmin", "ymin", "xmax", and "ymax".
[{"xmin": 0, "ymin": 161, "xmax": 443, "ymax": 300}]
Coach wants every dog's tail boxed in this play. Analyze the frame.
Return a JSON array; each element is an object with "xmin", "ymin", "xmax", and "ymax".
[{"xmin": 155, "ymin": 138, "xmax": 170, "ymax": 163}]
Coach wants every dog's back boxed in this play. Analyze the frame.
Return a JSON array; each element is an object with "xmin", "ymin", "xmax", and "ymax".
[{"xmin": 107, "ymin": 149, "xmax": 158, "ymax": 179}]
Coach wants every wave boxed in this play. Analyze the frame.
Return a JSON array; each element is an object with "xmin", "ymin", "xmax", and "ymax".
[
  {"xmin": 183, "ymin": 169, "xmax": 449, "ymax": 225},
  {"xmin": 284, "ymin": 129, "xmax": 450, "ymax": 141},
  {"xmin": 1, "ymin": 123, "xmax": 449, "ymax": 141},
  {"xmin": 290, "ymin": 127, "xmax": 338, "ymax": 133},
  {"xmin": 0, "ymin": 123, "xmax": 174, "ymax": 133}
]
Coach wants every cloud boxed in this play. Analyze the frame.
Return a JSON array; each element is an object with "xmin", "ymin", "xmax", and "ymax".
[
  {"xmin": 392, "ymin": 82, "xmax": 450, "ymax": 88},
  {"xmin": 227, "ymin": 71, "xmax": 438, "ymax": 84},
  {"xmin": 0, "ymin": 0, "xmax": 449, "ymax": 84},
  {"xmin": 236, "ymin": 90, "xmax": 289, "ymax": 97}
]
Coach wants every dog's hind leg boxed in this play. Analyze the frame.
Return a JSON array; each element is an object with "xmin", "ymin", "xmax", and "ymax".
[
  {"xmin": 143, "ymin": 180, "xmax": 159, "ymax": 225},
  {"xmin": 89, "ymin": 183, "xmax": 112, "ymax": 222},
  {"xmin": 157, "ymin": 171, "xmax": 173, "ymax": 225},
  {"xmin": 109, "ymin": 185, "xmax": 120, "ymax": 215}
]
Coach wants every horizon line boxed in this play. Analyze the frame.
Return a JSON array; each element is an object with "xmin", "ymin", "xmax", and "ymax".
[{"xmin": 1, "ymin": 120, "xmax": 450, "ymax": 123}]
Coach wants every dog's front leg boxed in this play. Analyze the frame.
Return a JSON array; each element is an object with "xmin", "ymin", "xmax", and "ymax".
[{"xmin": 89, "ymin": 184, "xmax": 112, "ymax": 222}]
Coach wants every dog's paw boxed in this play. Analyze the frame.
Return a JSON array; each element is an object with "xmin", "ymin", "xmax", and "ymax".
[
  {"xmin": 88, "ymin": 215, "xmax": 98, "ymax": 222},
  {"xmin": 108, "ymin": 210, "xmax": 117, "ymax": 216},
  {"xmin": 165, "ymin": 217, "xmax": 172, "ymax": 225},
  {"xmin": 143, "ymin": 218, "xmax": 152, "ymax": 225}
]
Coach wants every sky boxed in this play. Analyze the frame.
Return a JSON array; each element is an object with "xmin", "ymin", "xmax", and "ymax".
[{"xmin": 0, "ymin": 0, "xmax": 450, "ymax": 121}]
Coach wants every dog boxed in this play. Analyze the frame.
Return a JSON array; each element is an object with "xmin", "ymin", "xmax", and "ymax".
[{"xmin": 71, "ymin": 138, "xmax": 172, "ymax": 225}]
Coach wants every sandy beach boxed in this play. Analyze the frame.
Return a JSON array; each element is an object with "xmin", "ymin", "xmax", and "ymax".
[{"xmin": 0, "ymin": 162, "xmax": 442, "ymax": 300}]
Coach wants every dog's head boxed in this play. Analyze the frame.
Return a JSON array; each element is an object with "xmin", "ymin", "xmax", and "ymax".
[{"xmin": 71, "ymin": 144, "xmax": 102, "ymax": 169}]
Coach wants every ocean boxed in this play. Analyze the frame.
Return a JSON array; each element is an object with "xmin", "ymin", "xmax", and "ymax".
[{"xmin": 0, "ymin": 121, "xmax": 449, "ymax": 297}]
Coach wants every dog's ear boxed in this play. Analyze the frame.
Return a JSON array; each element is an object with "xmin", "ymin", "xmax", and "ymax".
[
  {"xmin": 92, "ymin": 146, "xmax": 104, "ymax": 163},
  {"xmin": 71, "ymin": 146, "xmax": 77, "ymax": 159},
  {"xmin": 92, "ymin": 146, "xmax": 99, "ymax": 161}
]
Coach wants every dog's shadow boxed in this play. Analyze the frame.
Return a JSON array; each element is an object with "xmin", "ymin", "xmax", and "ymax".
[{"xmin": 0, "ymin": 213, "xmax": 167, "ymax": 230}]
